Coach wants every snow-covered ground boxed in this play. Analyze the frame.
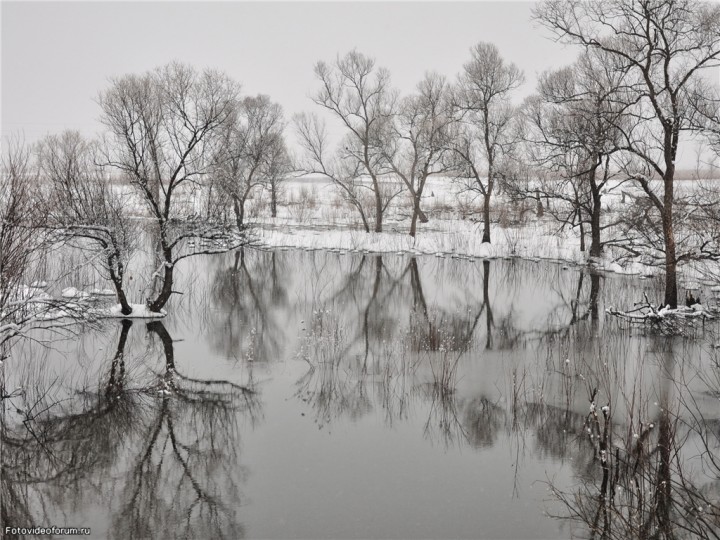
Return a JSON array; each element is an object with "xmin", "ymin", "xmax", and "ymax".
[
  {"xmin": 235, "ymin": 175, "xmax": 714, "ymax": 283},
  {"xmin": 68, "ymin": 173, "xmax": 720, "ymax": 309}
]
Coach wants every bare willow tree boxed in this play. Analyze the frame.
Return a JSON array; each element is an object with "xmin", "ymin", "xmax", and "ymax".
[
  {"xmin": 213, "ymin": 94, "xmax": 290, "ymax": 228},
  {"xmin": 295, "ymin": 112, "xmax": 371, "ymax": 231},
  {"xmin": 679, "ymin": 87, "xmax": 720, "ymax": 266},
  {"xmin": 691, "ymin": 82, "xmax": 720, "ymax": 158},
  {"xmin": 264, "ymin": 132, "xmax": 293, "ymax": 219},
  {"xmin": 521, "ymin": 50, "xmax": 630, "ymax": 257},
  {"xmin": 449, "ymin": 42, "xmax": 524, "ymax": 244},
  {"xmin": 0, "ymin": 139, "xmax": 45, "ymax": 354},
  {"xmin": 37, "ymin": 131, "xmax": 138, "ymax": 315},
  {"xmin": 99, "ymin": 62, "xmax": 241, "ymax": 313},
  {"xmin": 383, "ymin": 72, "xmax": 454, "ymax": 238},
  {"xmin": 535, "ymin": 0, "xmax": 720, "ymax": 307},
  {"xmin": 300, "ymin": 50, "xmax": 399, "ymax": 233}
]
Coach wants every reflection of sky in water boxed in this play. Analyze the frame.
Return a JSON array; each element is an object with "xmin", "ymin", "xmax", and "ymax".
[{"xmin": 3, "ymin": 248, "xmax": 719, "ymax": 539}]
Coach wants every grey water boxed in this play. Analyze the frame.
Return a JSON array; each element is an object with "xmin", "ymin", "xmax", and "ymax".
[{"xmin": 2, "ymin": 248, "xmax": 719, "ymax": 539}]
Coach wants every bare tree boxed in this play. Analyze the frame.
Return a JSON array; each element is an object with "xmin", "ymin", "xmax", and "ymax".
[
  {"xmin": 383, "ymin": 72, "xmax": 454, "ymax": 238},
  {"xmin": 534, "ymin": 0, "xmax": 720, "ymax": 307},
  {"xmin": 691, "ymin": 82, "xmax": 720, "ymax": 157},
  {"xmin": 309, "ymin": 50, "xmax": 399, "ymax": 233},
  {"xmin": 264, "ymin": 135, "xmax": 293, "ymax": 219},
  {"xmin": 99, "ymin": 62, "xmax": 241, "ymax": 313},
  {"xmin": 449, "ymin": 42, "xmax": 524, "ymax": 244},
  {"xmin": 213, "ymin": 95, "xmax": 289, "ymax": 228},
  {"xmin": 521, "ymin": 50, "xmax": 630, "ymax": 257},
  {"xmin": 0, "ymin": 139, "xmax": 46, "ymax": 354},
  {"xmin": 37, "ymin": 131, "xmax": 138, "ymax": 315},
  {"xmin": 295, "ymin": 112, "xmax": 373, "ymax": 232}
]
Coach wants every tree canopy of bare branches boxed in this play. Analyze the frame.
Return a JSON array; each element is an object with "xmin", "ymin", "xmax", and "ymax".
[
  {"xmin": 38, "ymin": 131, "xmax": 138, "ymax": 315},
  {"xmin": 449, "ymin": 42, "xmax": 525, "ymax": 243},
  {"xmin": 0, "ymin": 140, "xmax": 46, "ymax": 354},
  {"xmin": 98, "ymin": 62, "xmax": 242, "ymax": 312},
  {"xmin": 520, "ymin": 49, "xmax": 630, "ymax": 257},
  {"xmin": 213, "ymin": 94, "xmax": 291, "ymax": 229},
  {"xmin": 534, "ymin": 0, "xmax": 720, "ymax": 307},
  {"xmin": 383, "ymin": 72, "xmax": 454, "ymax": 237},
  {"xmin": 300, "ymin": 50, "xmax": 399, "ymax": 233}
]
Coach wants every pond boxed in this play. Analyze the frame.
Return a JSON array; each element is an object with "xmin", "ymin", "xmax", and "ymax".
[{"xmin": 2, "ymin": 248, "xmax": 719, "ymax": 539}]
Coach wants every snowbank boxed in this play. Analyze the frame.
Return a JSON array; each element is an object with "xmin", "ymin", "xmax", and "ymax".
[{"xmin": 104, "ymin": 303, "xmax": 167, "ymax": 318}]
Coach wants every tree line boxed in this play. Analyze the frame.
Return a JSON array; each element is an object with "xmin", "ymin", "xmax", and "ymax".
[{"xmin": 1, "ymin": 0, "xmax": 720, "ymax": 346}]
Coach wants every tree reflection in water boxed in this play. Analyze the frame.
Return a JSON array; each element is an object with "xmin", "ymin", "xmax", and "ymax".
[
  {"xmin": 4, "ymin": 249, "xmax": 719, "ymax": 538},
  {"xmin": 296, "ymin": 255, "xmax": 498, "ymax": 446},
  {"xmin": 208, "ymin": 248, "xmax": 288, "ymax": 364},
  {"xmin": 548, "ymin": 337, "xmax": 720, "ymax": 539},
  {"xmin": 1, "ymin": 321, "xmax": 259, "ymax": 539},
  {"xmin": 291, "ymin": 252, "xmax": 720, "ymax": 539}
]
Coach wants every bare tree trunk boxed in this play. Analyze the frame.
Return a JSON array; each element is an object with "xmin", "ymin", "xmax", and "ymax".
[
  {"xmin": 149, "ymin": 245, "xmax": 174, "ymax": 313},
  {"xmin": 578, "ymin": 209, "xmax": 586, "ymax": 252},
  {"xmin": 233, "ymin": 198, "xmax": 245, "ymax": 230},
  {"xmin": 482, "ymin": 193, "xmax": 491, "ymax": 243},
  {"xmin": 590, "ymin": 198, "xmax": 602, "ymax": 258},
  {"xmin": 409, "ymin": 194, "xmax": 428, "ymax": 238},
  {"xmin": 373, "ymin": 177, "xmax": 383, "ymax": 233},
  {"xmin": 587, "ymin": 163, "xmax": 603, "ymax": 258},
  {"xmin": 663, "ymin": 159, "xmax": 677, "ymax": 308},
  {"xmin": 114, "ymin": 280, "xmax": 133, "ymax": 315},
  {"xmin": 271, "ymin": 186, "xmax": 277, "ymax": 218},
  {"xmin": 663, "ymin": 212, "xmax": 677, "ymax": 308},
  {"xmin": 536, "ymin": 190, "xmax": 544, "ymax": 218},
  {"xmin": 354, "ymin": 200, "xmax": 370, "ymax": 233},
  {"xmin": 108, "ymin": 250, "xmax": 132, "ymax": 315}
]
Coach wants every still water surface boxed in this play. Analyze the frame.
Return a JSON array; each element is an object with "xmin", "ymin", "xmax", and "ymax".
[{"xmin": 3, "ymin": 248, "xmax": 719, "ymax": 539}]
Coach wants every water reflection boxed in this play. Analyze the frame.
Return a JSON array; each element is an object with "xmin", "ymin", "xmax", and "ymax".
[
  {"xmin": 1, "ymin": 321, "xmax": 258, "ymax": 539},
  {"xmin": 291, "ymin": 254, "xmax": 612, "ymax": 454},
  {"xmin": 4, "ymin": 248, "xmax": 719, "ymax": 539},
  {"xmin": 208, "ymin": 249, "xmax": 288, "ymax": 364},
  {"xmin": 549, "ymin": 337, "xmax": 720, "ymax": 539}
]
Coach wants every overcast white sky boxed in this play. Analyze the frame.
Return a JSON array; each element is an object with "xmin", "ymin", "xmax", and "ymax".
[{"xmin": 1, "ymin": 1, "xmax": 716, "ymax": 168}]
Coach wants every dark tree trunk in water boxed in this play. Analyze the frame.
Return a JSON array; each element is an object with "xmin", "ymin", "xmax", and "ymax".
[
  {"xmin": 655, "ymin": 338, "xmax": 675, "ymax": 538},
  {"xmin": 106, "ymin": 319, "xmax": 133, "ymax": 397},
  {"xmin": 589, "ymin": 273, "xmax": 600, "ymax": 323},
  {"xmin": 362, "ymin": 256, "xmax": 383, "ymax": 365},
  {"xmin": 147, "ymin": 321, "xmax": 175, "ymax": 372},
  {"xmin": 483, "ymin": 260, "xmax": 493, "ymax": 349},
  {"xmin": 409, "ymin": 257, "xmax": 435, "ymax": 349}
]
